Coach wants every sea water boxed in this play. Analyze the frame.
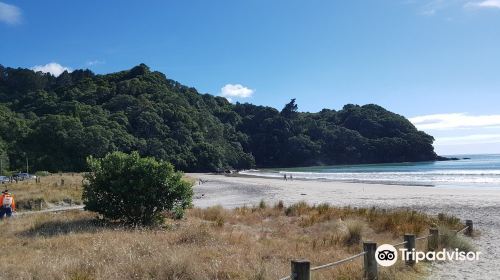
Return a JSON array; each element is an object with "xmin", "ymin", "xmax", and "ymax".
[{"xmin": 240, "ymin": 154, "xmax": 500, "ymax": 188}]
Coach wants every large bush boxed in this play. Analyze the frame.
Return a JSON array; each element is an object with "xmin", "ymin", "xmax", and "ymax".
[{"xmin": 83, "ymin": 151, "xmax": 193, "ymax": 226}]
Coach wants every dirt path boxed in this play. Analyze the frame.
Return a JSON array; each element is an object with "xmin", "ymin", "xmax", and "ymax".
[{"xmin": 15, "ymin": 205, "xmax": 84, "ymax": 217}]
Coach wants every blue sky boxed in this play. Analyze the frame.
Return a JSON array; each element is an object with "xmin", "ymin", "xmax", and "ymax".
[{"xmin": 1, "ymin": 0, "xmax": 500, "ymax": 155}]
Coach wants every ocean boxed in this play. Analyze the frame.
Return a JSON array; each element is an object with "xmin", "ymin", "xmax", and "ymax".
[{"xmin": 240, "ymin": 154, "xmax": 500, "ymax": 188}]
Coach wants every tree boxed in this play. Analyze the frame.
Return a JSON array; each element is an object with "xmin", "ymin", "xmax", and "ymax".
[
  {"xmin": 83, "ymin": 151, "xmax": 193, "ymax": 226},
  {"xmin": 0, "ymin": 139, "xmax": 9, "ymax": 175},
  {"xmin": 280, "ymin": 98, "xmax": 298, "ymax": 119}
]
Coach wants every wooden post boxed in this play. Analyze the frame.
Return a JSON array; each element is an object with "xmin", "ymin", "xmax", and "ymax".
[
  {"xmin": 428, "ymin": 228, "xmax": 439, "ymax": 252},
  {"xmin": 291, "ymin": 260, "xmax": 310, "ymax": 280},
  {"xmin": 363, "ymin": 241, "xmax": 378, "ymax": 280},
  {"xmin": 404, "ymin": 234, "xmax": 416, "ymax": 266},
  {"xmin": 465, "ymin": 220, "xmax": 473, "ymax": 236}
]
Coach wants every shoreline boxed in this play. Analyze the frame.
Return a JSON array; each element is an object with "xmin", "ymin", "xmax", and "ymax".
[
  {"xmin": 231, "ymin": 171, "xmax": 437, "ymax": 187},
  {"xmin": 235, "ymin": 168, "xmax": 500, "ymax": 190},
  {"xmin": 190, "ymin": 172, "xmax": 500, "ymax": 209},
  {"xmin": 235, "ymin": 171, "xmax": 500, "ymax": 189},
  {"xmin": 189, "ymin": 173, "xmax": 500, "ymax": 279}
]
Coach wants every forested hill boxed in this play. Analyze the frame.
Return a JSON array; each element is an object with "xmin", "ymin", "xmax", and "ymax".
[{"xmin": 0, "ymin": 64, "xmax": 439, "ymax": 172}]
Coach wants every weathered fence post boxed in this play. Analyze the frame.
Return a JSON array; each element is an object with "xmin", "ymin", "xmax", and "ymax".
[
  {"xmin": 363, "ymin": 241, "xmax": 378, "ymax": 280},
  {"xmin": 404, "ymin": 234, "xmax": 416, "ymax": 266},
  {"xmin": 291, "ymin": 260, "xmax": 310, "ymax": 280},
  {"xmin": 465, "ymin": 220, "xmax": 473, "ymax": 236},
  {"xmin": 428, "ymin": 228, "xmax": 439, "ymax": 251}
]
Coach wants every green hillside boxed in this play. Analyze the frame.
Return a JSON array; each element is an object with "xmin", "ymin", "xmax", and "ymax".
[{"xmin": 0, "ymin": 64, "xmax": 438, "ymax": 172}]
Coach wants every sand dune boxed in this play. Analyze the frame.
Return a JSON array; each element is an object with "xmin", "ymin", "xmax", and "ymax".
[{"xmin": 190, "ymin": 173, "xmax": 500, "ymax": 280}]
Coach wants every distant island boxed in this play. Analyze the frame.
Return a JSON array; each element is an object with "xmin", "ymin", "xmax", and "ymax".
[{"xmin": 0, "ymin": 64, "xmax": 442, "ymax": 172}]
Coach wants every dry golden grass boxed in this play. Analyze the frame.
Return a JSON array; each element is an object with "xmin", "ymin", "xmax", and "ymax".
[
  {"xmin": 0, "ymin": 200, "xmax": 464, "ymax": 280},
  {"xmin": 1, "ymin": 173, "xmax": 84, "ymax": 210},
  {"xmin": 0, "ymin": 175, "xmax": 465, "ymax": 279}
]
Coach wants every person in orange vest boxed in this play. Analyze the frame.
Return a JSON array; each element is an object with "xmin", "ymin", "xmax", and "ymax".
[{"xmin": 0, "ymin": 190, "xmax": 15, "ymax": 219}]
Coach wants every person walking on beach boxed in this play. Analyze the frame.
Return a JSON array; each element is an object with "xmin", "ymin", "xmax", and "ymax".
[
  {"xmin": 283, "ymin": 174, "xmax": 287, "ymax": 181},
  {"xmin": 0, "ymin": 190, "xmax": 15, "ymax": 219}
]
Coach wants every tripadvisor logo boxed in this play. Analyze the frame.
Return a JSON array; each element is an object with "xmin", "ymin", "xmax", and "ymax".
[
  {"xmin": 375, "ymin": 244, "xmax": 481, "ymax": 266},
  {"xmin": 375, "ymin": 244, "xmax": 398, "ymax": 267}
]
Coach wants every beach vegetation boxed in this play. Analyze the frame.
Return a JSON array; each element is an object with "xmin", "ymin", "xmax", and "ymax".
[
  {"xmin": 439, "ymin": 227, "xmax": 475, "ymax": 252},
  {"xmin": 438, "ymin": 212, "xmax": 461, "ymax": 226},
  {"xmin": 0, "ymin": 200, "xmax": 465, "ymax": 279},
  {"xmin": 258, "ymin": 199, "xmax": 267, "ymax": 209},
  {"xmin": 344, "ymin": 220, "xmax": 364, "ymax": 246},
  {"xmin": 274, "ymin": 200, "xmax": 285, "ymax": 210},
  {"xmin": 83, "ymin": 151, "xmax": 193, "ymax": 226}
]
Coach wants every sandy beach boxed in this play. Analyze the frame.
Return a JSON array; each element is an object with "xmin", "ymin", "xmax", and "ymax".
[{"xmin": 191, "ymin": 173, "xmax": 500, "ymax": 280}]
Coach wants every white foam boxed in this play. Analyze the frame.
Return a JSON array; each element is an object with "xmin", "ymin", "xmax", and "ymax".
[{"xmin": 240, "ymin": 169, "xmax": 500, "ymax": 186}]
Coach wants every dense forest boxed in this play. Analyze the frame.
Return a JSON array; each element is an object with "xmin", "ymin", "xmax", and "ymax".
[{"xmin": 0, "ymin": 64, "xmax": 440, "ymax": 173}]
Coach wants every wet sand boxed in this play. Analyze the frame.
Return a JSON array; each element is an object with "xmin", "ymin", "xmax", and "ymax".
[{"xmin": 190, "ymin": 173, "xmax": 500, "ymax": 280}]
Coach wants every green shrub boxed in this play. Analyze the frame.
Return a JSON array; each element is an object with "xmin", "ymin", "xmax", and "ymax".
[
  {"xmin": 439, "ymin": 227, "xmax": 474, "ymax": 252},
  {"xmin": 258, "ymin": 199, "xmax": 267, "ymax": 209},
  {"xmin": 172, "ymin": 206, "xmax": 185, "ymax": 220},
  {"xmin": 83, "ymin": 151, "xmax": 193, "ymax": 226}
]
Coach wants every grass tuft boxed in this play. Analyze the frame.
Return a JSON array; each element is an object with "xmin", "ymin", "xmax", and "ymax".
[
  {"xmin": 258, "ymin": 199, "xmax": 267, "ymax": 209},
  {"xmin": 343, "ymin": 220, "xmax": 364, "ymax": 246},
  {"xmin": 274, "ymin": 200, "xmax": 284, "ymax": 210},
  {"xmin": 439, "ymin": 227, "xmax": 475, "ymax": 252}
]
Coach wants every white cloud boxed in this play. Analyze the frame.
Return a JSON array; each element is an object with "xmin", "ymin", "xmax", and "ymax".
[
  {"xmin": 416, "ymin": 0, "xmax": 500, "ymax": 15},
  {"xmin": 433, "ymin": 134, "xmax": 500, "ymax": 155},
  {"xmin": 85, "ymin": 60, "xmax": 105, "ymax": 67},
  {"xmin": 0, "ymin": 1, "xmax": 21, "ymax": 25},
  {"xmin": 32, "ymin": 62, "xmax": 72, "ymax": 77},
  {"xmin": 419, "ymin": 0, "xmax": 456, "ymax": 16},
  {"xmin": 421, "ymin": 8, "xmax": 437, "ymax": 15},
  {"xmin": 465, "ymin": 0, "xmax": 500, "ymax": 8},
  {"xmin": 433, "ymin": 133, "xmax": 500, "ymax": 154},
  {"xmin": 412, "ymin": 112, "xmax": 500, "ymax": 154},
  {"xmin": 220, "ymin": 84, "xmax": 254, "ymax": 98},
  {"xmin": 435, "ymin": 133, "xmax": 500, "ymax": 145},
  {"xmin": 410, "ymin": 113, "xmax": 500, "ymax": 130}
]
